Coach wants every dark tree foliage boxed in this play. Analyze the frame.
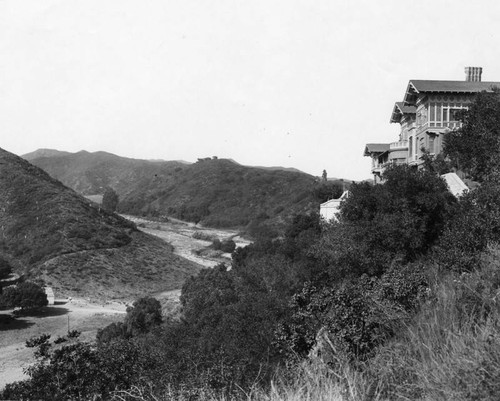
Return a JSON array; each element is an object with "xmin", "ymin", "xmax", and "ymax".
[
  {"xmin": 282, "ymin": 212, "xmax": 322, "ymax": 261},
  {"xmin": 102, "ymin": 186, "xmax": 119, "ymax": 212},
  {"xmin": 276, "ymin": 263, "xmax": 429, "ymax": 362},
  {"xmin": 419, "ymin": 149, "xmax": 452, "ymax": 175},
  {"xmin": 178, "ymin": 263, "xmax": 289, "ymax": 391},
  {"xmin": 220, "ymin": 239, "xmax": 236, "ymax": 253},
  {"xmin": 435, "ymin": 172, "xmax": 500, "ymax": 272},
  {"xmin": 316, "ymin": 164, "xmax": 455, "ymax": 277},
  {"xmin": 312, "ymin": 181, "xmax": 343, "ymax": 203},
  {"xmin": 0, "ymin": 257, "xmax": 12, "ymax": 281},
  {"xmin": 444, "ymin": 89, "xmax": 500, "ymax": 181},
  {"xmin": 124, "ymin": 296, "xmax": 162, "ymax": 336},
  {"xmin": 97, "ymin": 297, "xmax": 162, "ymax": 345},
  {"xmin": 2, "ymin": 341, "xmax": 144, "ymax": 401},
  {"xmin": 96, "ymin": 322, "xmax": 127, "ymax": 345},
  {"xmin": 0, "ymin": 281, "xmax": 48, "ymax": 311}
]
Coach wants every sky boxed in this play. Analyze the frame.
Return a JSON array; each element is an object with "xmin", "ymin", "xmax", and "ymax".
[{"xmin": 1, "ymin": 0, "xmax": 500, "ymax": 180}]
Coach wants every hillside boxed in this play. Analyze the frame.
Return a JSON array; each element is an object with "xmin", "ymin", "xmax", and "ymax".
[
  {"xmin": 0, "ymin": 148, "xmax": 201, "ymax": 299},
  {"xmin": 24, "ymin": 150, "xmax": 338, "ymax": 233},
  {"xmin": 24, "ymin": 150, "xmax": 185, "ymax": 196},
  {"xmin": 22, "ymin": 148, "xmax": 71, "ymax": 160}
]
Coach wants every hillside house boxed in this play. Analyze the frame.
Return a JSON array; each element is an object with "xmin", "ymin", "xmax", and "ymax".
[
  {"xmin": 44, "ymin": 287, "xmax": 55, "ymax": 305},
  {"xmin": 364, "ymin": 67, "xmax": 500, "ymax": 182}
]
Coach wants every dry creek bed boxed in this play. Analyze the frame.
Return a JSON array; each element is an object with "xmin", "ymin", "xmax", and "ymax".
[{"xmin": 0, "ymin": 216, "xmax": 251, "ymax": 389}]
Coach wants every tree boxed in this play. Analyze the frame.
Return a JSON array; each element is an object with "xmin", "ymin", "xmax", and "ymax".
[
  {"xmin": 444, "ymin": 89, "xmax": 500, "ymax": 181},
  {"xmin": 315, "ymin": 164, "xmax": 456, "ymax": 277},
  {"xmin": 312, "ymin": 181, "xmax": 343, "ymax": 203},
  {"xmin": 1, "ymin": 281, "xmax": 48, "ymax": 312},
  {"xmin": 0, "ymin": 257, "xmax": 12, "ymax": 281},
  {"xmin": 102, "ymin": 186, "xmax": 119, "ymax": 212},
  {"xmin": 124, "ymin": 297, "xmax": 162, "ymax": 336},
  {"xmin": 322, "ymin": 169, "xmax": 327, "ymax": 182},
  {"xmin": 435, "ymin": 172, "xmax": 500, "ymax": 272}
]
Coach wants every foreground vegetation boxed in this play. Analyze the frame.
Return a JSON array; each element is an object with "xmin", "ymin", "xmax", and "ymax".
[{"xmin": 3, "ymin": 91, "xmax": 500, "ymax": 400}]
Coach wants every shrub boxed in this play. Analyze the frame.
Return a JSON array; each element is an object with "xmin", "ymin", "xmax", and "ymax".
[
  {"xmin": 124, "ymin": 297, "xmax": 162, "ymax": 336},
  {"xmin": 192, "ymin": 231, "xmax": 216, "ymax": 241},
  {"xmin": 26, "ymin": 334, "xmax": 51, "ymax": 348},
  {"xmin": 212, "ymin": 238, "xmax": 222, "ymax": 250},
  {"xmin": 220, "ymin": 239, "xmax": 236, "ymax": 253},
  {"xmin": 54, "ymin": 336, "xmax": 67, "ymax": 344},
  {"xmin": 96, "ymin": 322, "xmax": 127, "ymax": 345},
  {"xmin": 102, "ymin": 187, "xmax": 119, "ymax": 212},
  {"xmin": 67, "ymin": 329, "xmax": 81, "ymax": 339}
]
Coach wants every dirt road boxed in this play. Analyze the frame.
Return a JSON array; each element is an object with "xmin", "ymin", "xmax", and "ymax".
[
  {"xmin": 0, "ymin": 217, "xmax": 251, "ymax": 389},
  {"xmin": 0, "ymin": 299, "xmax": 126, "ymax": 389}
]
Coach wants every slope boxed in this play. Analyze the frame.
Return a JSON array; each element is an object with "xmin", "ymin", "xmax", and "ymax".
[
  {"xmin": 25, "ymin": 150, "xmax": 326, "ymax": 232},
  {"xmin": 0, "ymin": 148, "xmax": 201, "ymax": 299},
  {"xmin": 25, "ymin": 150, "xmax": 185, "ymax": 196}
]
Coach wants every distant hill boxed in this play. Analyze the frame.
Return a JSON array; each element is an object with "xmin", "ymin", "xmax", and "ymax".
[
  {"xmin": 0, "ymin": 148, "xmax": 201, "ymax": 299},
  {"xmin": 22, "ymin": 148, "xmax": 72, "ymax": 160},
  {"xmin": 24, "ymin": 149, "xmax": 332, "ymax": 233},
  {"xmin": 23, "ymin": 150, "xmax": 186, "ymax": 196},
  {"xmin": 250, "ymin": 165, "xmax": 305, "ymax": 173}
]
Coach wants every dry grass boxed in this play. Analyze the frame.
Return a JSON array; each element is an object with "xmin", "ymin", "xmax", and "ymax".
[
  {"xmin": 39, "ymin": 231, "xmax": 202, "ymax": 301},
  {"xmin": 368, "ymin": 248, "xmax": 500, "ymax": 400}
]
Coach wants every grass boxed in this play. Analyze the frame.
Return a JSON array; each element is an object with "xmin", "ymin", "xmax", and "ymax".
[
  {"xmin": 38, "ymin": 232, "xmax": 202, "ymax": 300},
  {"xmin": 367, "ymin": 247, "xmax": 500, "ymax": 400},
  {"xmin": 111, "ymin": 246, "xmax": 500, "ymax": 401}
]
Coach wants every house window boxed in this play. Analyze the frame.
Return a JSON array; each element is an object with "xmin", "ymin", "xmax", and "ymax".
[
  {"xmin": 428, "ymin": 103, "xmax": 467, "ymax": 128},
  {"xmin": 428, "ymin": 134, "xmax": 435, "ymax": 154}
]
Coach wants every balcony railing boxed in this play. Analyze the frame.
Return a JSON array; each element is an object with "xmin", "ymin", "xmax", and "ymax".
[
  {"xmin": 390, "ymin": 140, "xmax": 408, "ymax": 150},
  {"xmin": 381, "ymin": 160, "xmax": 407, "ymax": 168},
  {"xmin": 417, "ymin": 121, "xmax": 462, "ymax": 135}
]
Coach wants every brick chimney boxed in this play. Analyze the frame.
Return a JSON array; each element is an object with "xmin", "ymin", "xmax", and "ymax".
[{"xmin": 465, "ymin": 66, "xmax": 483, "ymax": 82}]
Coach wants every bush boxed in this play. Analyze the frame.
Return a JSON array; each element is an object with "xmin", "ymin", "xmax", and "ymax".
[
  {"xmin": 212, "ymin": 238, "xmax": 222, "ymax": 250},
  {"xmin": 124, "ymin": 297, "xmax": 162, "ymax": 336},
  {"xmin": 26, "ymin": 334, "xmax": 51, "ymax": 348},
  {"xmin": 102, "ymin": 187, "xmax": 119, "ymax": 212},
  {"xmin": 96, "ymin": 322, "xmax": 127, "ymax": 345},
  {"xmin": 220, "ymin": 239, "xmax": 236, "ymax": 253},
  {"xmin": 192, "ymin": 231, "xmax": 216, "ymax": 241}
]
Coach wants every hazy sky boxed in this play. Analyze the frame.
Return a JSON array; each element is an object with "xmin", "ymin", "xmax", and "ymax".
[{"xmin": 1, "ymin": 0, "xmax": 500, "ymax": 180}]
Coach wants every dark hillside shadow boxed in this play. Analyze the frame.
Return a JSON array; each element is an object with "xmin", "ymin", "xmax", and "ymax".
[{"xmin": 0, "ymin": 314, "xmax": 35, "ymax": 330}]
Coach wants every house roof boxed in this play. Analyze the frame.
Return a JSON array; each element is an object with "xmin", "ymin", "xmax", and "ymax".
[
  {"xmin": 410, "ymin": 80, "xmax": 500, "ymax": 93},
  {"xmin": 390, "ymin": 101, "xmax": 417, "ymax": 123},
  {"xmin": 403, "ymin": 80, "xmax": 500, "ymax": 104},
  {"xmin": 364, "ymin": 143, "xmax": 390, "ymax": 156},
  {"xmin": 441, "ymin": 172, "xmax": 469, "ymax": 198}
]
